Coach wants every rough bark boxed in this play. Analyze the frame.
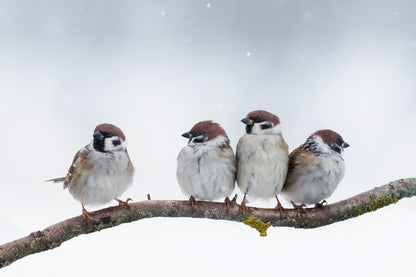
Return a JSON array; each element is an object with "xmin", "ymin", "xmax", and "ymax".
[{"xmin": 1, "ymin": 178, "xmax": 415, "ymax": 268}]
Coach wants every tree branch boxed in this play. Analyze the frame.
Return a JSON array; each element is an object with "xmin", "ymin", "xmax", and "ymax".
[{"xmin": 1, "ymin": 178, "xmax": 415, "ymax": 268}]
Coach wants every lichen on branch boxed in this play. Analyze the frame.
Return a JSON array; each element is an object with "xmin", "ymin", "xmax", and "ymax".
[
  {"xmin": 0, "ymin": 178, "xmax": 415, "ymax": 269},
  {"xmin": 243, "ymin": 215, "xmax": 272, "ymax": 236}
]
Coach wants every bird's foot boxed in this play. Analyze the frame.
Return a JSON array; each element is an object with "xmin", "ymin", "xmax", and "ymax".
[
  {"xmin": 224, "ymin": 197, "xmax": 232, "ymax": 209},
  {"xmin": 81, "ymin": 204, "xmax": 94, "ymax": 221},
  {"xmin": 275, "ymin": 196, "xmax": 285, "ymax": 214},
  {"xmin": 291, "ymin": 201, "xmax": 307, "ymax": 216},
  {"xmin": 314, "ymin": 200, "xmax": 327, "ymax": 209},
  {"xmin": 189, "ymin": 196, "xmax": 196, "ymax": 208},
  {"xmin": 115, "ymin": 198, "xmax": 133, "ymax": 207},
  {"xmin": 240, "ymin": 194, "xmax": 247, "ymax": 216}
]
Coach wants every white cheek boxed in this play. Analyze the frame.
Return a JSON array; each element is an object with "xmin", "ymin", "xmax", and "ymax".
[
  {"xmin": 251, "ymin": 124, "xmax": 263, "ymax": 134},
  {"xmin": 251, "ymin": 122, "xmax": 282, "ymax": 135},
  {"xmin": 311, "ymin": 136, "xmax": 332, "ymax": 154},
  {"xmin": 104, "ymin": 137, "xmax": 125, "ymax": 151}
]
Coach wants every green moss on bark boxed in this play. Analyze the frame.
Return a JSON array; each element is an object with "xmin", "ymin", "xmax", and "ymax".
[
  {"xmin": 369, "ymin": 196, "xmax": 398, "ymax": 211},
  {"xmin": 243, "ymin": 216, "xmax": 271, "ymax": 237}
]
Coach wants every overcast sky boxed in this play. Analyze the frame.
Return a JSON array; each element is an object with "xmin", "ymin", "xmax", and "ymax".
[{"xmin": 1, "ymin": 1, "xmax": 415, "ymax": 276}]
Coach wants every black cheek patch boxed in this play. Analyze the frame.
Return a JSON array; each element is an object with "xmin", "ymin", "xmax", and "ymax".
[
  {"xmin": 112, "ymin": 139, "xmax": 121, "ymax": 147},
  {"xmin": 192, "ymin": 137, "xmax": 204, "ymax": 143},
  {"xmin": 260, "ymin": 122, "xmax": 272, "ymax": 129}
]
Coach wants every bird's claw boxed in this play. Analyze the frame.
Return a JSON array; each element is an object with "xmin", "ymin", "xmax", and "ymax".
[
  {"xmin": 240, "ymin": 194, "xmax": 247, "ymax": 216},
  {"xmin": 115, "ymin": 198, "xmax": 133, "ymax": 207},
  {"xmin": 82, "ymin": 204, "xmax": 94, "ymax": 221},
  {"xmin": 275, "ymin": 196, "xmax": 285, "ymax": 214},
  {"xmin": 314, "ymin": 200, "xmax": 327, "ymax": 209},
  {"xmin": 291, "ymin": 201, "xmax": 307, "ymax": 216},
  {"xmin": 189, "ymin": 196, "xmax": 196, "ymax": 208},
  {"xmin": 224, "ymin": 197, "xmax": 232, "ymax": 209}
]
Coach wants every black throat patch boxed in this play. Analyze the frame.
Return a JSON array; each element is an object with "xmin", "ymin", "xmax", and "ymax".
[
  {"xmin": 93, "ymin": 138, "xmax": 106, "ymax": 152},
  {"xmin": 245, "ymin": 125, "xmax": 253, "ymax": 134}
]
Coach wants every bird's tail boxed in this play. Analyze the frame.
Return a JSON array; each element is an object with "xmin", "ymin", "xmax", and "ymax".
[
  {"xmin": 45, "ymin": 177, "xmax": 65, "ymax": 183},
  {"xmin": 46, "ymin": 177, "xmax": 67, "ymax": 189}
]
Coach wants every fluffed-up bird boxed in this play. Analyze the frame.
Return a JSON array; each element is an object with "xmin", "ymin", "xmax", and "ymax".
[
  {"xmin": 48, "ymin": 123, "xmax": 134, "ymax": 220},
  {"xmin": 280, "ymin": 129, "xmax": 349, "ymax": 210},
  {"xmin": 236, "ymin": 110, "xmax": 289, "ymax": 214},
  {"xmin": 177, "ymin": 120, "xmax": 236, "ymax": 208}
]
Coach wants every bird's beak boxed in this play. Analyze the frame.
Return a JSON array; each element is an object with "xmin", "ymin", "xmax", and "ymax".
[
  {"xmin": 342, "ymin": 142, "xmax": 350, "ymax": 148},
  {"xmin": 93, "ymin": 131, "xmax": 104, "ymax": 141},
  {"xmin": 241, "ymin": 118, "xmax": 254, "ymax": 126},
  {"xmin": 181, "ymin": 132, "xmax": 192, "ymax": 139}
]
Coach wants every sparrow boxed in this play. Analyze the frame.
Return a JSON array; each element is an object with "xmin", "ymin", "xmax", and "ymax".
[
  {"xmin": 236, "ymin": 110, "xmax": 289, "ymax": 214},
  {"xmin": 48, "ymin": 123, "xmax": 134, "ymax": 220},
  {"xmin": 280, "ymin": 129, "xmax": 349, "ymax": 210},
  {"xmin": 176, "ymin": 120, "xmax": 236, "ymax": 208}
]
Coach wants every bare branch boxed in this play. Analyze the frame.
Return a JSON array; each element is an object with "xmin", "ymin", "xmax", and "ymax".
[{"xmin": 1, "ymin": 178, "xmax": 415, "ymax": 268}]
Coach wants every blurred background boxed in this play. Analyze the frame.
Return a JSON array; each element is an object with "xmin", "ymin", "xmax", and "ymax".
[{"xmin": 1, "ymin": 0, "xmax": 415, "ymax": 276}]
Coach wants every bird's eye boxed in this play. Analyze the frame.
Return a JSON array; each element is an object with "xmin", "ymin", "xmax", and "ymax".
[
  {"xmin": 255, "ymin": 118, "xmax": 264, "ymax": 123},
  {"xmin": 330, "ymin": 143, "xmax": 342, "ymax": 154},
  {"xmin": 191, "ymin": 134, "xmax": 205, "ymax": 144},
  {"xmin": 100, "ymin": 132, "xmax": 113, "ymax": 138}
]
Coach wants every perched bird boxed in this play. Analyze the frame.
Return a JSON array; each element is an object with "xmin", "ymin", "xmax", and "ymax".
[
  {"xmin": 236, "ymin": 110, "xmax": 289, "ymax": 213},
  {"xmin": 280, "ymin": 129, "xmax": 349, "ymax": 210},
  {"xmin": 48, "ymin": 123, "xmax": 134, "ymax": 220},
  {"xmin": 177, "ymin": 120, "xmax": 236, "ymax": 207}
]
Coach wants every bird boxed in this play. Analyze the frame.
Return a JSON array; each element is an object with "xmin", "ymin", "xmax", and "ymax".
[
  {"xmin": 176, "ymin": 120, "xmax": 236, "ymax": 208},
  {"xmin": 280, "ymin": 129, "xmax": 349, "ymax": 211},
  {"xmin": 47, "ymin": 123, "xmax": 134, "ymax": 220},
  {"xmin": 236, "ymin": 110, "xmax": 289, "ymax": 214}
]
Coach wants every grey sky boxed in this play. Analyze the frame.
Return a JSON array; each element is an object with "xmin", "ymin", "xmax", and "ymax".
[{"xmin": 1, "ymin": 1, "xmax": 415, "ymax": 276}]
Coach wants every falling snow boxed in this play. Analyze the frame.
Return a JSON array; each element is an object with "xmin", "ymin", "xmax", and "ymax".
[{"xmin": 2, "ymin": 1, "xmax": 416, "ymax": 277}]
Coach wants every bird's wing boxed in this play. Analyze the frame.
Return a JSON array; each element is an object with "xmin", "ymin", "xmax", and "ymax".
[
  {"xmin": 46, "ymin": 146, "xmax": 89, "ymax": 188},
  {"xmin": 288, "ymin": 143, "xmax": 315, "ymax": 172},
  {"xmin": 125, "ymin": 150, "xmax": 135, "ymax": 178},
  {"xmin": 220, "ymin": 143, "xmax": 236, "ymax": 163},
  {"xmin": 62, "ymin": 146, "xmax": 90, "ymax": 189}
]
